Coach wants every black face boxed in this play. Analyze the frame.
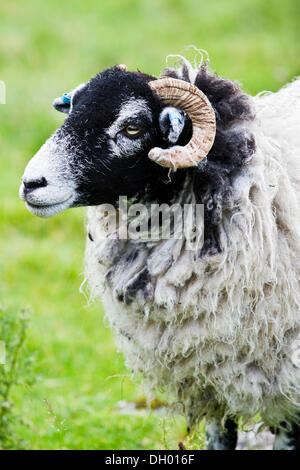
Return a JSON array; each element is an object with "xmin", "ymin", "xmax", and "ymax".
[
  {"xmin": 56, "ymin": 68, "xmax": 191, "ymax": 207},
  {"xmin": 65, "ymin": 69, "xmax": 158, "ymax": 205},
  {"xmin": 20, "ymin": 66, "xmax": 192, "ymax": 218}
]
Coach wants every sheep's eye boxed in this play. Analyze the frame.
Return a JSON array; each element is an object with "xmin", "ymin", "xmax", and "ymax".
[{"xmin": 125, "ymin": 125, "xmax": 141, "ymax": 136}]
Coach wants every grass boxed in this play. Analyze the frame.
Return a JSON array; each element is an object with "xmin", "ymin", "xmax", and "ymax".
[{"xmin": 0, "ymin": 0, "xmax": 299, "ymax": 449}]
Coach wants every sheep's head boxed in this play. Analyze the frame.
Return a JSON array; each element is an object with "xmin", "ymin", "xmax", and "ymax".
[{"xmin": 20, "ymin": 65, "xmax": 216, "ymax": 218}]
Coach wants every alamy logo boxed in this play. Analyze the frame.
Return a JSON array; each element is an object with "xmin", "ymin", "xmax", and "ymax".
[
  {"xmin": 0, "ymin": 81, "xmax": 6, "ymax": 104},
  {"xmin": 97, "ymin": 196, "xmax": 204, "ymax": 251},
  {"xmin": 0, "ymin": 341, "xmax": 6, "ymax": 365}
]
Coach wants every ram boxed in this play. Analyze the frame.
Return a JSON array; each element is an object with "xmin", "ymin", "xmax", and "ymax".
[{"xmin": 19, "ymin": 57, "xmax": 300, "ymax": 450}]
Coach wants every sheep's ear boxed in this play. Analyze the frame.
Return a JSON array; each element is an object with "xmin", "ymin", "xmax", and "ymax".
[
  {"xmin": 158, "ymin": 106, "xmax": 186, "ymax": 144},
  {"xmin": 53, "ymin": 83, "xmax": 86, "ymax": 114},
  {"xmin": 53, "ymin": 93, "xmax": 71, "ymax": 114}
]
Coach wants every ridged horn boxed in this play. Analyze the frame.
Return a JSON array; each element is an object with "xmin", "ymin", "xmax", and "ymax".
[{"xmin": 148, "ymin": 78, "xmax": 216, "ymax": 168}]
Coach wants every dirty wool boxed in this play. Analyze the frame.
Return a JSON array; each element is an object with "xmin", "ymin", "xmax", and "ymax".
[{"xmin": 85, "ymin": 60, "xmax": 300, "ymax": 428}]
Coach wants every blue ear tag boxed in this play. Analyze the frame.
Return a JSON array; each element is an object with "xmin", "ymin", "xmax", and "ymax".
[
  {"xmin": 62, "ymin": 92, "xmax": 71, "ymax": 104},
  {"xmin": 168, "ymin": 110, "xmax": 183, "ymax": 125}
]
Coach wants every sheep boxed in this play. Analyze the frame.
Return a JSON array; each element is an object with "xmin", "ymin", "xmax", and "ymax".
[{"xmin": 19, "ymin": 56, "xmax": 300, "ymax": 450}]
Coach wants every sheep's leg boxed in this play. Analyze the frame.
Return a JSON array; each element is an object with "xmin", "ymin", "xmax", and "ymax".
[
  {"xmin": 272, "ymin": 420, "xmax": 300, "ymax": 450},
  {"xmin": 206, "ymin": 417, "xmax": 238, "ymax": 450}
]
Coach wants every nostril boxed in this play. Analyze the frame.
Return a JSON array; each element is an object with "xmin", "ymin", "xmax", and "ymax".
[{"xmin": 23, "ymin": 177, "xmax": 47, "ymax": 191}]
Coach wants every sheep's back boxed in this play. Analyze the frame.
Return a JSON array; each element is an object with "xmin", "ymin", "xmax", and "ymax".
[{"xmin": 254, "ymin": 78, "xmax": 300, "ymax": 212}]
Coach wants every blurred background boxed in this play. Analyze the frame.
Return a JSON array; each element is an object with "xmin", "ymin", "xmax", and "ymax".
[{"xmin": 0, "ymin": 0, "xmax": 299, "ymax": 450}]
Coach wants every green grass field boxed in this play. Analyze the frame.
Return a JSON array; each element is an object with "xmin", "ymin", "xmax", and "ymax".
[{"xmin": 0, "ymin": 0, "xmax": 299, "ymax": 449}]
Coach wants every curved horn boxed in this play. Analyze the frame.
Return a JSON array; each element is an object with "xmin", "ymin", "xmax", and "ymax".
[{"xmin": 148, "ymin": 78, "xmax": 216, "ymax": 168}]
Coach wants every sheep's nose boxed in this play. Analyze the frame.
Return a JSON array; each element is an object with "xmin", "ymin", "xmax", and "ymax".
[{"xmin": 23, "ymin": 176, "xmax": 48, "ymax": 193}]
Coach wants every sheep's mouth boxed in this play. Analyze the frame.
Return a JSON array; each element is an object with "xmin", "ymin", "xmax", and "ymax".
[{"xmin": 25, "ymin": 196, "xmax": 73, "ymax": 218}]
